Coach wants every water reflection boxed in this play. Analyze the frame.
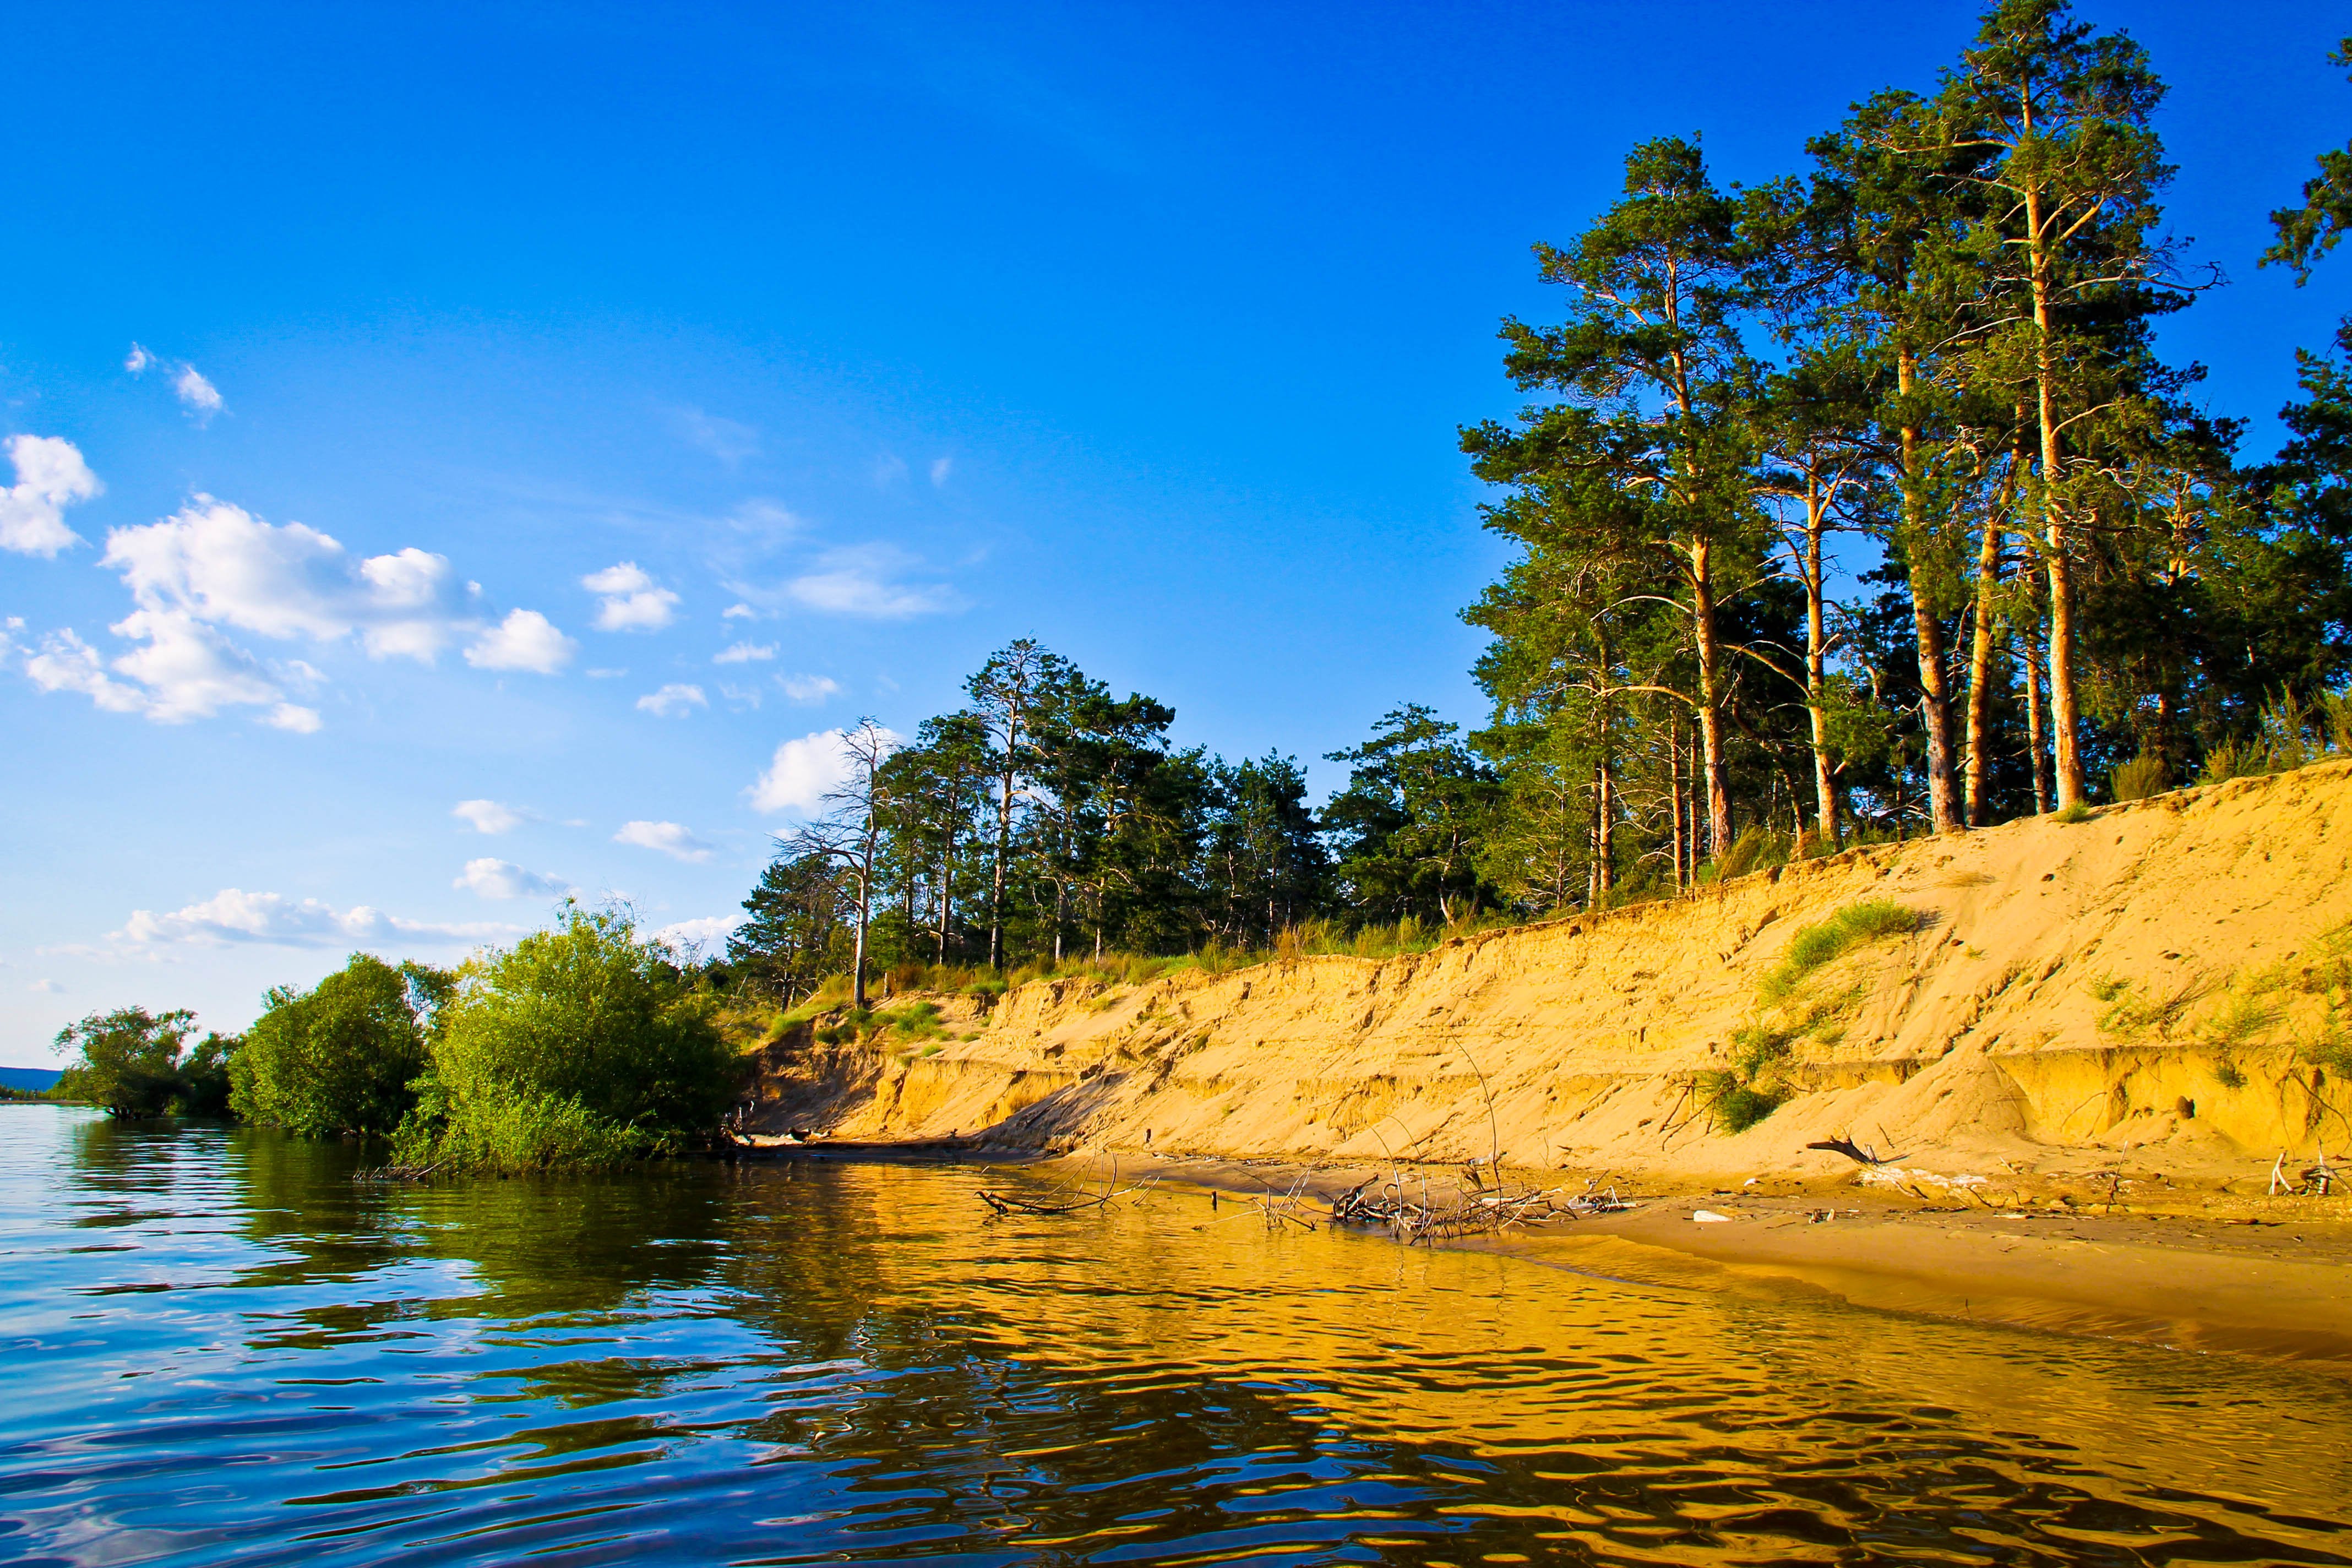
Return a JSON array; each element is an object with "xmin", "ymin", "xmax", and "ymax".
[{"xmin": 2, "ymin": 1102, "xmax": 2348, "ymax": 1567}]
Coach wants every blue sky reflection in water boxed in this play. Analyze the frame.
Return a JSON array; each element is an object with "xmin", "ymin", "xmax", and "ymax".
[
  {"xmin": 4, "ymin": 1, "xmax": 2352, "ymax": 1055},
  {"xmin": 2, "ymin": 1107, "xmax": 2349, "ymax": 1566}
]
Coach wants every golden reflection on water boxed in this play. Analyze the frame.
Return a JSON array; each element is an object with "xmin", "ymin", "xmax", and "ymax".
[{"xmin": 11, "ymin": 1111, "xmax": 2350, "ymax": 1567}]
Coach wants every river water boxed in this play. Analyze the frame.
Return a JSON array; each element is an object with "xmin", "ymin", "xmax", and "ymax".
[{"xmin": 3, "ymin": 1104, "xmax": 2348, "ymax": 1566}]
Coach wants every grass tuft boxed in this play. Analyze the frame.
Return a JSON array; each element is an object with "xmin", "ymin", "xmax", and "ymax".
[{"xmin": 1758, "ymin": 900, "xmax": 1917, "ymax": 1004}]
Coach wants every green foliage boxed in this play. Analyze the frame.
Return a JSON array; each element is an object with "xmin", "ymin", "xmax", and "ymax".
[
  {"xmin": 2213, "ymin": 1061, "xmax": 2248, "ymax": 1092},
  {"xmin": 872, "ymin": 1001, "xmax": 944, "ymax": 1041},
  {"xmin": 229, "ymin": 954, "xmax": 438, "ymax": 1137},
  {"xmin": 405, "ymin": 905, "xmax": 739, "ymax": 1172},
  {"xmin": 2052, "ymin": 801, "xmax": 2095, "ymax": 823},
  {"xmin": 52, "ymin": 1007, "xmax": 235, "ymax": 1118},
  {"xmin": 1758, "ymin": 900, "xmax": 1917, "ymax": 1003},
  {"xmin": 2111, "ymin": 754, "xmax": 2169, "ymax": 802},
  {"xmin": 1323, "ymin": 705, "xmax": 1497, "ymax": 927},
  {"xmin": 1698, "ymin": 1073, "xmax": 1789, "ymax": 1135}
]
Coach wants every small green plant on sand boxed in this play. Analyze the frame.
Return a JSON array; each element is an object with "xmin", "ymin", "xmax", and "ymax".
[
  {"xmin": 2213, "ymin": 1061, "xmax": 2248, "ymax": 1091},
  {"xmin": 2052, "ymin": 801, "xmax": 2095, "ymax": 824},
  {"xmin": 1705, "ymin": 901, "xmax": 1919, "ymax": 1136},
  {"xmin": 1758, "ymin": 900, "xmax": 1918, "ymax": 1004}
]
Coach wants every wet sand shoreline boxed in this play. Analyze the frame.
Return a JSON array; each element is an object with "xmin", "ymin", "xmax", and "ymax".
[{"xmin": 745, "ymin": 1139, "xmax": 2352, "ymax": 1370}]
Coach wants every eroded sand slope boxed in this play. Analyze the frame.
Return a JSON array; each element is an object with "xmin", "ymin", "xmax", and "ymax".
[{"xmin": 752, "ymin": 762, "xmax": 2352, "ymax": 1186}]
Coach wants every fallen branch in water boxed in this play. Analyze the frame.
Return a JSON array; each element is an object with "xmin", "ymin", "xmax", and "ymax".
[
  {"xmin": 1327, "ymin": 1171, "xmax": 1634, "ymax": 1243},
  {"xmin": 352, "ymin": 1161, "xmax": 444, "ymax": 1183}
]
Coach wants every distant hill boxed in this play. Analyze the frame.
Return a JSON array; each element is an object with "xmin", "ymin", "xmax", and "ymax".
[{"xmin": 0, "ymin": 1067, "xmax": 62, "ymax": 1093}]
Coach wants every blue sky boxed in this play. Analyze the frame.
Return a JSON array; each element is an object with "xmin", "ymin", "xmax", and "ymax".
[{"xmin": 3, "ymin": 1, "xmax": 2345, "ymax": 1060}]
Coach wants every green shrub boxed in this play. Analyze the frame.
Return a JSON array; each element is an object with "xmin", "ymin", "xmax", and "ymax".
[
  {"xmin": 52, "ymin": 1007, "xmax": 235, "ymax": 1117},
  {"xmin": 2111, "ymin": 754, "xmax": 2169, "ymax": 802},
  {"xmin": 2052, "ymin": 801, "xmax": 2095, "ymax": 823},
  {"xmin": 1758, "ymin": 900, "xmax": 1917, "ymax": 1003},
  {"xmin": 2213, "ymin": 1061, "xmax": 2247, "ymax": 1091},
  {"xmin": 406, "ymin": 905, "xmax": 740, "ymax": 1172},
  {"xmin": 1697, "ymin": 1070, "xmax": 1787, "ymax": 1133},
  {"xmin": 230, "ymin": 954, "xmax": 438, "ymax": 1136}
]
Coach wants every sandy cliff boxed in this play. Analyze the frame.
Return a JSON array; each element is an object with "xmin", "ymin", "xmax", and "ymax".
[{"xmin": 750, "ymin": 761, "xmax": 2352, "ymax": 1193}]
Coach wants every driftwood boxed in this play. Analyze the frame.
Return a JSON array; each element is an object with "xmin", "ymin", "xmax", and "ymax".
[
  {"xmin": 977, "ymin": 1156, "xmax": 1156, "ymax": 1218},
  {"xmin": 1327, "ymin": 1172, "xmax": 1634, "ymax": 1244},
  {"xmin": 1806, "ymin": 1135, "xmax": 1908, "ymax": 1166},
  {"xmin": 352, "ymin": 1161, "xmax": 444, "ymax": 1183}
]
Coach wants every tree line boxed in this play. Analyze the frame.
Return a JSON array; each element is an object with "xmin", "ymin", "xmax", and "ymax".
[
  {"xmin": 46, "ymin": 907, "xmax": 739, "ymax": 1170},
  {"xmin": 728, "ymin": 4, "xmax": 2352, "ymax": 997}
]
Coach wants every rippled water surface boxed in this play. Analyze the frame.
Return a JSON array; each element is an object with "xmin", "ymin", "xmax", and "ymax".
[{"xmin": 4, "ymin": 1106, "xmax": 2350, "ymax": 1566}]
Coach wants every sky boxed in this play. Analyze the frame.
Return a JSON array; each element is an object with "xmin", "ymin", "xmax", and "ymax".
[{"xmin": 3, "ymin": 1, "xmax": 2346, "ymax": 1061}]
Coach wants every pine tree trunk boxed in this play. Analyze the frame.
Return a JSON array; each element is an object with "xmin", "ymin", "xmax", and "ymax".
[
  {"xmin": 1804, "ymin": 498, "xmax": 1839, "ymax": 848},
  {"xmin": 1899, "ymin": 351, "xmax": 1963, "ymax": 834},
  {"xmin": 1670, "ymin": 714, "xmax": 1686, "ymax": 890},
  {"xmin": 2023, "ymin": 621, "xmax": 2052, "ymax": 815},
  {"xmin": 2023, "ymin": 183, "xmax": 2086, "ymax": 808},
  {"xmin": 989, "ymin": 763, "xmax": 1012, "ymax": 970},
  {"xmin": 1690, "ymin": 541, "xmax": 1732, "ymax": 856},
  {"xmin": 1964, "ymin": 521, "xmax": 2003, "ymax": 826}
]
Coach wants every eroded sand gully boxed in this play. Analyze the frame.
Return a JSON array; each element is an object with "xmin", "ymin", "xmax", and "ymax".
[{"xmin": 746, "ymin": 762, "xmax": 2352, "ymax": 1359}]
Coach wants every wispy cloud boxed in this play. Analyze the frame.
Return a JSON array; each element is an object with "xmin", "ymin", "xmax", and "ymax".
[
  {"xmin": 452, "ymin": 799, "xmax": 524, "ymax": 834},
  {"xmin": 930, "ymin": 455, "xmax": 953, "ymax": 487},
  {"xmin": 91, "ymin": 887, "xmax": 519, "ymax": 952},
  {"xmin": 786, "ymin": 545, "xmax": 962, "ymax": 619},
  {"xmin": 613, "ymin": 819, "xmax": 712, "ymax": 862},
  {"xmin": 636, "ymin": 683, "xmax": 707, "ymax": 717},
  {"xmin": 714, "ymin": 641, "xmax": 776, "ymax": 665},
  {"xmin": 777, "ymin": 673, "xmax": 840, "ymax": 704},
  {"xmin": 655, "ymin": 914, "xmax": 742, "ymax": 951},
  {"xmin": 453, "ymin": 857, "xmax": 572, "ymax": 900},
  {"xmin": 669, "ymin": 406, "xmax": 760, "ymax": 466},
  {"xmin": 173, "ymin": 365, "xmax": 225, "ymax": 422},
  {"xmin": 126, "ymin": 343, "xmax": 226, "ymax": 424}
]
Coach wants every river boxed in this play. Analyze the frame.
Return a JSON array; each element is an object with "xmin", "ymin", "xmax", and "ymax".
[{"xmin": 2, "ymin": 1104, "xmax": 2347, "ymax": 1565}]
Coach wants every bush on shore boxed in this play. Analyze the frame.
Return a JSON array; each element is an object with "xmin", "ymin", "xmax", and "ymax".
[
  {"xmin": 395, "ymin": 905, "xmax": 741, "ymax": 1172},
  {"xmin": 229, "ymin": 954, "xmax": 446, "ymax": 1137},
  {"xmin": 52, "ymin": 1008, "xmax": 236, "ymax": 1118}
]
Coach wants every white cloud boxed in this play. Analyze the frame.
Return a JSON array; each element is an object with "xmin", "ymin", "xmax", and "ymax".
[
  {"xmin": 124, "ymin": 344, "xmax": 155, "ymax": 374},
  {"xmin": 613, "ymin": 820, "xmax": 712, "ymax": 862},
  {"xmin": 778, "ymin": 673, "xmax": 841, "ymax": 704},
  {"xmin": 25, "ymin": 616, "xmax": 282, "ymax": 723},
  {"xmin": 655, "ymin": 914, "xmax": 742, "ymax": 950},
  {"xmin": 454, "ymin": 857, "xmax": 572, "ymax": 900},
  {"xmin": 586, "ymin": 666, "xmax": 627, "ymax": 678},
  {"xmin": 102, "ymin": 497, "xmax": 481, "ymax": 661},
  {"xmin": 466, "ymin": 608, "xmax": 575, "ymax": 673},
  {"xmin": 636, "ymin": 682, "xmax": 707, "ymax": 717},
  {"xmin": 263, "ymin": 702, "xmax": 323, "ymax": 733},
  {"xmin": 173, "ymin": 364, "xmax": 225, "ymax": 422},
  {"xmin": 0, "ymin": 435, "xmax": 102, "ymax": 557},
  {"xmin": 717, "ymin": 680, "xmax": 763, "ymax": 709},
  {"xmin": 714, "ymin": 641, "xmax": 775, "ymax": 665},
  {"xmin": 31, "ymin": 978, "xmax": 61, "ymax": 994},
  {"xmin": 452, "ymin": 799, "xmax": 523, "ymax": 834},
  {"xmin": 750, "ymin": 728, "xmax": 843, "ymax": 814},
  {"xmin": 671, "ymin": 406, "xmax": 759, "ymax": 466},
  {"xmin": 930, "ymin": 455, "xmax": 953, "ymax": 486},
  {"xmin": 108, "ymin": 888, "xmax": 519, "ymax": 951},
  {"xmin": 787, "ymin": 545, "xmax": 961, "ymax": 619},
  {"xmin": 722, "ymin": 602, "xmax": 756, "ymax": 620},
  {"xmin": 584, "ymin": 562, "xmax": 680, "ymax": 631}
]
